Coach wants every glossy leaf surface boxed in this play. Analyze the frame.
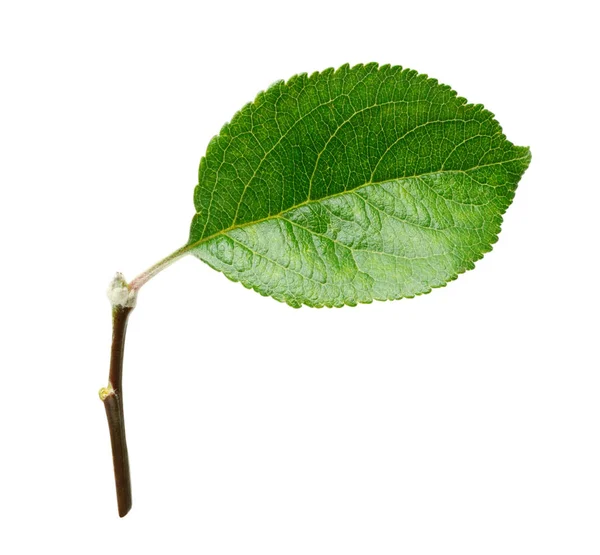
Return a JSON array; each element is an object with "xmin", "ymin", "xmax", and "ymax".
[{"xmin": 188, "ymin": 64, "xmax": 530, "ymax": 307}]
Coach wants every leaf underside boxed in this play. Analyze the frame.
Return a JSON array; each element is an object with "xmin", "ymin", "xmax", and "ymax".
[{"xmin": 188, "ymin": 63, "xmax": 531, "ymax": 308}]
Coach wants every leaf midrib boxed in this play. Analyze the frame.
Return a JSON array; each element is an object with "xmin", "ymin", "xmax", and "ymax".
[{"xmin": 187, "ymin": 153, "xmax": 529, "ymax": 258}]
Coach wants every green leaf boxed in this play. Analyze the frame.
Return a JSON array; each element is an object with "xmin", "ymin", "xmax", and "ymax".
[{"xmin": 187, "ymin": 63, "xmax": 531, "ymax": 308}]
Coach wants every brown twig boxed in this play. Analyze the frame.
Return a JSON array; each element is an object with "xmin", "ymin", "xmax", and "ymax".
[
  {"xmin": 99, "ymin": 258, "xmax": 181, "ymax": 517},
  {"xmin": 100, "ymin": 299, "xmax": 134, "ymax": 517}
]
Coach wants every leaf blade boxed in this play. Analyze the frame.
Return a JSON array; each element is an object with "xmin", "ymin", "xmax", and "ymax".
[{"xmin": 188, "ymin": 64, "xmax": 531, "ymax": 307}]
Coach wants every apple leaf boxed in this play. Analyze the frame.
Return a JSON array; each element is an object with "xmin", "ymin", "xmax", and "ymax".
[{"xmin": 187, "ymin": 63, "xmax": 530, "ymax": 307}]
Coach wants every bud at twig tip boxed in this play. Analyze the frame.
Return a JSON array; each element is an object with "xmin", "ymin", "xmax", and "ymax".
[{"xmin": 107, "ymin": 272, "xmax": 137, "ymax": 308}]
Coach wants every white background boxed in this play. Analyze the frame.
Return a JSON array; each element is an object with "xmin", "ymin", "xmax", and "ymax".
[{"xmin": 1, "ymin": 1, "xmax": 598, "ymax": 553}]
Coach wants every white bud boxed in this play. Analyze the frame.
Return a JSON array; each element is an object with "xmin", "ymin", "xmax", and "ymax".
[{"xmin": 107, "ymin": 272, "xmax": 137, "ymax": 308}]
